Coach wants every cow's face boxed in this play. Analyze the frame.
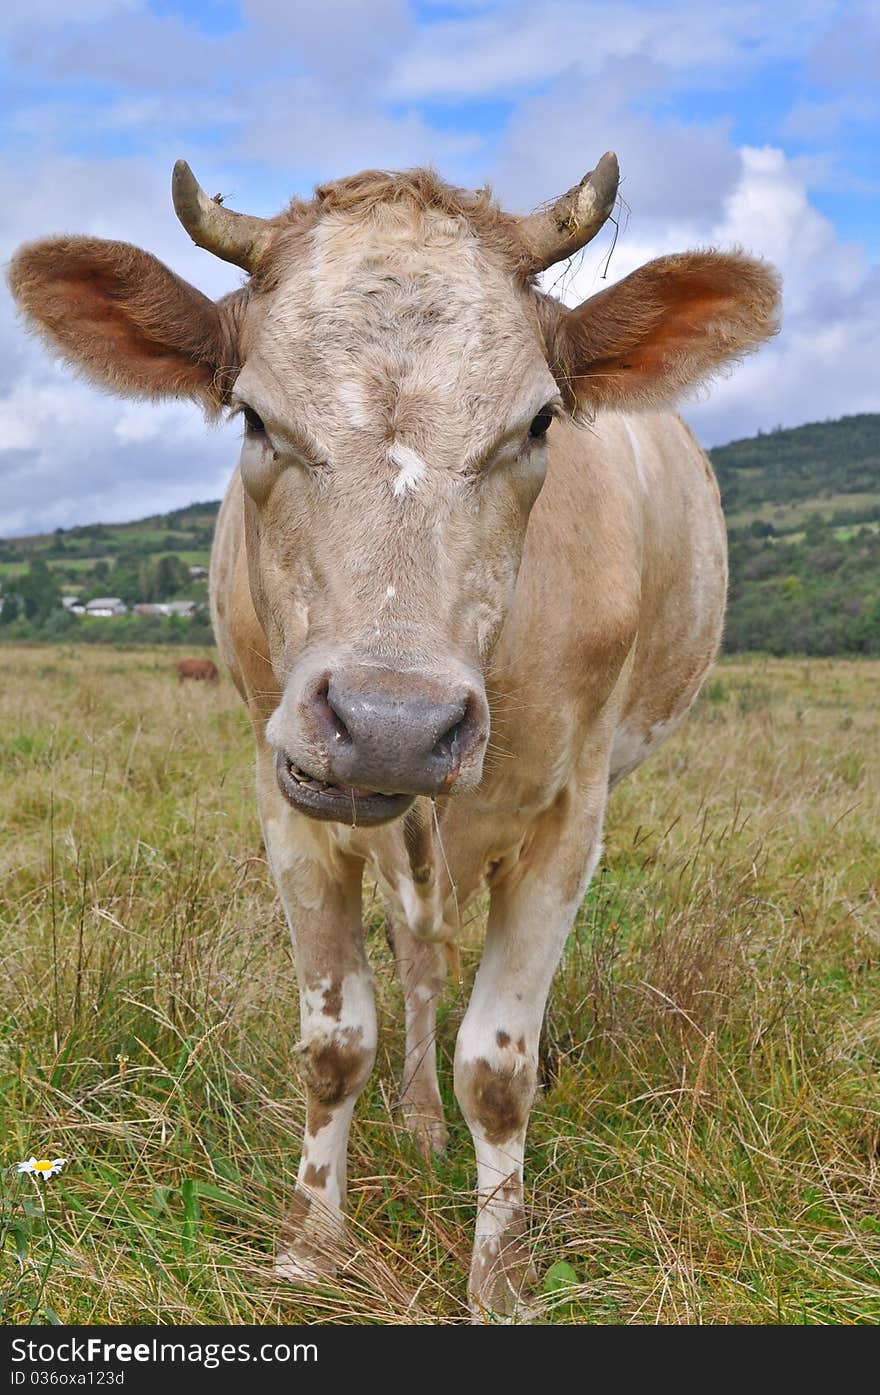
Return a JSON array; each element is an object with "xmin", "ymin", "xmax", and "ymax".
[
  {"xmin": 235, "ymin": 200, "xmax": 559, "ymax": 822},
  {"xmin": 9, "ymin": 157, "xmax": 779, "ymax": 826}
]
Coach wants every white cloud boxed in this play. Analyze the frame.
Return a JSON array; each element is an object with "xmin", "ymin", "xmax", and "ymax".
[
  {"xmin": 113, "ymin": 401, "xmax": 215, "ymax": 447},
  {"xmin": 0, "ymin": 374, "xmax": 238, "ymax": 536},
  {"xmin": 0, "ymin": 0, "xmax": 141, "ymax": 36},
  {"xmin": 234, "ymin": 76, "xmax": 480, "ymax": 177},
  {"xmin": 492, "ymin": 59, "xmax": 740, "ymax": 221},
  {"xmin": 389, "ymin": 0, "xmax": 839, "ymax": 100},
  {"xmin": 0, "ymin": 149, "xmax": 247, "ymax": 536}
]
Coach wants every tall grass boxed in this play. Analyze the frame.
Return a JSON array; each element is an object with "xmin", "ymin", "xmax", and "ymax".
[{"xmin": 1, "ymin": 647, "xmax": 878, "ymax": 1323}]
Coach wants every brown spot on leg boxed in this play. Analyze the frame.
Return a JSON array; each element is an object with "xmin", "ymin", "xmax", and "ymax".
[
  {"xmin": 298, "ymin": 1030, "xmax": 374, "ymax": 1105},
  {"xmin": 302, "ymin": 1162, "xmax": 330, "ymax": 1189},
  {"xmin": 457, "ymin": 1057, "xmax": 535, "ymax": 1144},
  {"xmin": 281, "ymin": 1187, "xmax": 311, "ymax": 1238},
  {"xmin": 307, "ymin": 1102, "xmax": 333, "ymax": 1136},
  {"xmin": 321, "ymin": 980, "xmax": 343, "ymax": 1020},
  {"xmin": 496, "ymin": 1030, "xmax": 511, "ymax": 1049}
]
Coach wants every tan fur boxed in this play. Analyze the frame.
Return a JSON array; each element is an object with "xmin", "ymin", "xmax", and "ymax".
[{"xmin": 251, "ymin": 167, "xmax": 536, "ymax": 293}]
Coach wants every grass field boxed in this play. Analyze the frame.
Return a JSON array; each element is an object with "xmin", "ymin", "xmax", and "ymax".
[
  {"xmin": 1, "ymin": 646, "xmax": 879, "ymax": 1325},
  {"xmin": 726, "ymin": 490, "xmax": 880, "ymax": 531}
]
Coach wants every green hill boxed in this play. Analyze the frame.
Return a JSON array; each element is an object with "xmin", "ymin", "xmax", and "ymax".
[
  {"xmin": 711, "ymin": 415, "xmax": 880, "ymax": 656},
  {"xmin": 712, "ymin": 413, "xmax": 880, "ymax": 531},
  {"xmin": 1, "ymin": 415, "xmax": 879, "ymax": 654},
  {"xmin": 0, "ymin": 500, "xmax": 219, "ymax": 581}
]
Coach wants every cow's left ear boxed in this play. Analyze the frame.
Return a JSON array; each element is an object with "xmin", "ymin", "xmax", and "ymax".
[
  {"xmin": 540, "ymin": 250, "xmax": 780, "ymax": 414},
  {"xmin": 8, "ymin": 236, "xmax": 244, "ymax": 416}
]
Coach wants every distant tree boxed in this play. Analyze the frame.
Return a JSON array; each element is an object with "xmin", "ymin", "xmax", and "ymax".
[
  {"xmin": 807, "ymin": 545, "xmax": 843, "ymax": 575},
  {"xmin": 804, "ymin": 514, "xmax": 826, "ymax": 545},
  {"xmin": 155, "ymin": 553, "xmax": 190, "ymax": 599},
  {"xmin": 18, "ymin": 560, "xmax": 60, "ymax": 623},
  {"xmin": 138, "ymin": 559, "xmax": 157, "ymax": 603},
  {"xmin": 40, "ymin": 608, "xmax": 77, "ymax": 639},
  {"xmin": 0, "ymin": 592, "xmax": 20, "ymax": 625},
  {"xmin": 103, "ymin": 549, "xmax": 143, "ymax": 607}
]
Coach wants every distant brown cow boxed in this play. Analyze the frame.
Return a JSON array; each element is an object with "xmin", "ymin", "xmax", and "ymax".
[{"xmin": 176, "ymin": 658, "xmax": 218, "ymax": 683}]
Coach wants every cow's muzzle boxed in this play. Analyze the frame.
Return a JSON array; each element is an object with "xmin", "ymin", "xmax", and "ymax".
[{"xmin": 271, "ymin": 665, "xmax": 489, "ymax": 825}]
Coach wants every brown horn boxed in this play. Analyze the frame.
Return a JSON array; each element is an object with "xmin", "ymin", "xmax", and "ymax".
[
  {"xmin": 519, "ymin": 151, "xmax": 620, "ymax": 272},
  {"xmin": 172, "ymin": 160, "xmax": 274, "ymax": 273}
]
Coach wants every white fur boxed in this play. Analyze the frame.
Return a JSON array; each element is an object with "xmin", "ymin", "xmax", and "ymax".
[
  {"xmin": 622, "ymin": 416, "xmax": 649, "ymax": 493},
  {"xmin": 389, "ymin": 442, "xmax": 428, "ymax": 497},
  {"xmin": 473, "ymin": 1137, "xmax": 525, "ymax": 1242},
  {"xmin": 337, "ymin": 377, "xmax": 371, "ymax": 430}
]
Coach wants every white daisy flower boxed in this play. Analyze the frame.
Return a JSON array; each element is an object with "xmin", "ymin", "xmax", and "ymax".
[{"xmin": 15, "ymin": 1156, "xmax": 68, "ymax": 1180}]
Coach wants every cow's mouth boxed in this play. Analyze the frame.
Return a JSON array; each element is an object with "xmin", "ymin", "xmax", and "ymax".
[{"xmin": 274, "ymin": 752, "xmax": 414, "ymax": 827}]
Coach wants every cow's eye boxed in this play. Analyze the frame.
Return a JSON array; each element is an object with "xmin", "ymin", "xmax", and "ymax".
[
  {"xmin": 529, "ymin": 408, "xmax": 554, "ymax": 439},
  {"xmin": 242, "ymin": 405, "xmax": 265, "ymax": 434}
]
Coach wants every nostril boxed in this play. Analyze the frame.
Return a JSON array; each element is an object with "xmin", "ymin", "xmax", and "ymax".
[
  {"xmin": 315, "ymin": 676, "xmax": 352, "ymax": 746},
  {"xmin": 431, "ymin": 698, "xmax": 470, "ymax": 768}
]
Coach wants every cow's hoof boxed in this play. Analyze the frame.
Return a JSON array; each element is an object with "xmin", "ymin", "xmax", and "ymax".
[
  {"xmin": 468, "ymin": 1291, "xmax": 541, "ymax": 1324},
  {"xmin": 468, "ymin": 1273, "xmax": 541, "ymax": 1324},
  {"xmin": 401, "ymin": 1094, "xmax": 448, "ymax": 1157},
  {"xmin": 467, "ymin": 1222, "xmax": 539, "ymax": 1323},
  {"xmin": 273, "ymin": 1246, "xmax": 337, "ymax": 1285},
  {"xmin": 275, "ymin": 1186, "xmax": 344, "ymax": 1285}
]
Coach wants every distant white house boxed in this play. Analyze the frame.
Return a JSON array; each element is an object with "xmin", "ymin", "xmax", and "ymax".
[
  {"xmin": 188, "ymin": 565, "xmax": 208, "ymax": 579},
  {"xmin": 85, "ymin": 597, "xmax": 128, "ymax": 617},
  {"xmin": 61, "ymin": 595, "xmax": 81, "ymax": 610}
]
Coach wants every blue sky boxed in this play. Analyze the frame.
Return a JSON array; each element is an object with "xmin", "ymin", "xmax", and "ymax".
[{"xmin": 1, "ymin": 0, "xmax": 878, "ymax": 535}]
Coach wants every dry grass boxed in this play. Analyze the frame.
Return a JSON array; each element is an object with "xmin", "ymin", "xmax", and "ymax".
[{"xmin": 1, "ymin": 646, "xmax": 878, "ymax": 1325}]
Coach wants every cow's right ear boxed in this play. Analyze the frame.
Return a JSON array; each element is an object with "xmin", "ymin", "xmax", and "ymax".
[{"xmin": 8, "ymin": 237, "xmax": 242, "ymax": 415}]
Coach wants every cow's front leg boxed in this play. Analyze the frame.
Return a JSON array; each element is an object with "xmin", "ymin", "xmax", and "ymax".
[
  {"xmin": 258, "ymin": 756, "xmax": 376, "ymax": 1283},
  {"xmin": 454, "ymin": 805, "xmax": 605, "ymax": 1321}
]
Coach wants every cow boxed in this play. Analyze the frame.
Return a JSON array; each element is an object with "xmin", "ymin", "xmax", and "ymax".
[
  {"xmin": 176, "ymin": 657, "xmax": 219, "ymax": 683},
  {"xmin": 9, "ymin": 152, "xmax": 779, "ymax": 1320}
]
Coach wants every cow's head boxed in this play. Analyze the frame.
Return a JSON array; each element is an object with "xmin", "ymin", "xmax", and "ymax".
[{"xmin": 9, "ymin": 156, "xmax": 779, "ymax": 826}]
